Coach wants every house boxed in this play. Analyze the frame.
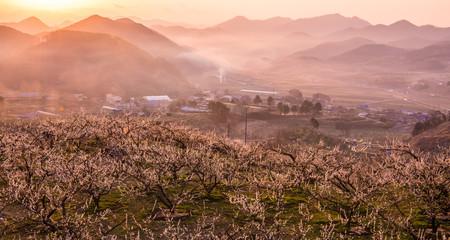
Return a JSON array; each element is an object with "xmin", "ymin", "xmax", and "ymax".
[
  {"xmin": 106, "ymin": 94, "xmax": 136, "ymax": 109},
  {"xmin": 106, "ymin": 94, "xmax": 122, "ymax": 105},
  {"xmin": 180, "ymin": 106, "xmax": 209, "ymax": 113},
  {"xmin": 142, "ymin": 95, "xmax": 172, "ymax": 108}
]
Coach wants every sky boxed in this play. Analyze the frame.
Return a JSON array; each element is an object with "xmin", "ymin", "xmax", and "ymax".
[{"xmin": 1, "ymin": 0, "xmax": 450, "ymax": 27}]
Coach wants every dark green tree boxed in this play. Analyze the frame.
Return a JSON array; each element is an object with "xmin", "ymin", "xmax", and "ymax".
[
  {"xmin": 283, "ymin": 104, "xmax": 290, "ymax": 115},
  {"xmin": 253, "ymin": 95, "xmax": 263, "ymax": 106},
  {"xmin": 312, "ymin": 93, "xmax": 331, "ymax": 102},
  {"xmin": 242, "ymin": 96, "xmax": 251, "ymax": 105},
  {"xmin": 310, "ymin": 117, "xmax": 319, "ymax": 129},
  {"xmin": 267, "ymin": 96, "xmax": 274, "ymax": 108},
  {"xmin": 208, "ymin": 101, "xmax": 230, "ymax": 122},
  {"xmin": 288, "ymin": 89, "xmax": 303, "ymax": 100},
  {"xmin": 313, "ymin": 102, "xmax": 322, "ymax": 113},
  {"xmin": 277, "ymin": 102, "xmax": 284, "ymax": 115},
  {"xmin": 290, "ymin": 105, "xmax": 298, "ymax": 115},
  {"xmin": 299, "ymin": 100, "xmax": 313, "ymax": 113}
]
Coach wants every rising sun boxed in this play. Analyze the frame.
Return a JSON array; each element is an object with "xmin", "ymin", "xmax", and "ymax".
[{"xmin": 14, "ymin": 0, "xmax": 86, "ymax": 10}]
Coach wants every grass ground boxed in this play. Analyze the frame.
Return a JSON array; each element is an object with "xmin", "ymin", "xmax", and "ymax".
[{"xmin": 162, "ymin": 112, "xmax": 411, "ymax": 145}]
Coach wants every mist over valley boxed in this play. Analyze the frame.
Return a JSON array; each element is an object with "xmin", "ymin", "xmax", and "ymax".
[{"xmin": 0, "ymin": 2, "xmax": 449, "ymax": 238}]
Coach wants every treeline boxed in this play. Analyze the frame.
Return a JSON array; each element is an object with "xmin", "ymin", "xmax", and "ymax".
[{"xmin": 0, "ymin": 115, "xmax": 447, "ymax": 239}]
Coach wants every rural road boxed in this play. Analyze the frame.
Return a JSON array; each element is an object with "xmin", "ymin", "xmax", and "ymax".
[{"xmin": 390, "ymin": 91, "xmax": 450, "ymax": 112}]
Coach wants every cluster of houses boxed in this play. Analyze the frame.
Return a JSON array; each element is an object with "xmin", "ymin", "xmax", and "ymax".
[
  {"xmin": 103, "ymin": 94, "xmax": 172, "ymax": 112},
  {"xmin": 5, "ymin": 90, "xmax": 440, "ymax": 131},
  {"xmin": 325, "ymin": 103, "xmax": 432, "ymax": 133}
]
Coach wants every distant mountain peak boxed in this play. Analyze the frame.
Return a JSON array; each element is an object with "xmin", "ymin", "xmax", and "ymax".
[
  {"xmin": 115, "ymin": 17, "xmax": 136, "ymax": 24},
  {"xmin": 70, "ymin": 15, "xmax": 117, "ymax": 27},
  {"xmin": 223, "ymin": 15, "xmax": 251, "ymax": 24},
  {"xmin": 19, "ymin": 16, "xmax": 49, "ymax": 27},
  {"xmin": 231, "ymin": 15, "xmax": 249, "ymax": 20},
  {"xmin": 84, "ymin": 14, "xmax": 108, "ymax": 21},
  {"xmin": 351, "ymin": 16, "xmax": 371, "ymax": 23},
  {"xmin": 390, "ymin": 20, "xmax": 416, "ymax": 28},
  {"xmin": 21, "ymin": 16, "xmax": 41, "ymax": 22},
  {"xmin": 1, "ymin": 16, "xmax": 52, "ymax": 34},
  {"xmin": 277, "ymin": 13, "xmax": 371, "ymax": 37},
  {"xmin": 65, "ymin": 14, "xmax": 184, "ymax": 58}
]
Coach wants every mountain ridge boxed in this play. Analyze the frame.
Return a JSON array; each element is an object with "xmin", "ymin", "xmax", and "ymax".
[
  {"xmin": 0, "ymin": 26, "xmax": 39, "ymax": 60},
  {"xmin": 0, "ymin": 16, "xmax": 53, "ymax": 34},
  {"xmin": 0, "ymin": 30, "xmax": 193, "ymax": 97},
  {"xmin": 65, "ymin": 14, "xmax": 184, "ymax": 58}
]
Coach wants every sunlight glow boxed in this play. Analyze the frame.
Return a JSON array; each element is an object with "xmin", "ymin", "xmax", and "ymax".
[{"xmin": 13, "ymin": 0, "xmax": 87, "ymax": 10}]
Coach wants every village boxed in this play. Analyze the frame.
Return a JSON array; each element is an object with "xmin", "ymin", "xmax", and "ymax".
[{"xmin": 0, "ymin": 88, "xmax": 438, "ymax": 143}]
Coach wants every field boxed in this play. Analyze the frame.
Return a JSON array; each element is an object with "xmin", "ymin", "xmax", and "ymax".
[
  {"xmin": 163, "ymin": 111, "xmax": 411, "ymax": 144},
  {"xmin": 241, "ymin": 64, "xmax": 450, "ymax": 113}
]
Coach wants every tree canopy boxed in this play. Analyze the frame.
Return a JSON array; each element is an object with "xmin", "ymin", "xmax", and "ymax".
[
  {"xmin": 253, "ymin": 95, "xmax": 263, "ymax": 106},
  {"xmin": 208, "ymin": 101, "xmax": 230, "ymax": 122}
]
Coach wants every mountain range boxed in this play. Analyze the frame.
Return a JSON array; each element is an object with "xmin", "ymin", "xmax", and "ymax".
[
  {"xmin": 0, "ymin": 30, "xmax": 192, "ymax": 96},
  {"xmin": 0, "ymin": 26, "xmax": 39, "ymax": 60},
  {"xmin": 275, "ymin": 14, "xmax": 371, "ymax": 36},
  {"xmin": 330, "ymin": 44, "xmax": 408, "ymax": 64},
  {"xmin": 212, "ymin": 14, "xmax": 371, "ymax": 37},
  {"xmin": 291, "ymin": 37, "xmax": 375, "ymax": 60},
  {"xmin": 64, "ymin": 15, "xmax": 184, "ymax": 58},
  {"xmin": 328, "ymin": 20, "xmax": 450, "ymax": 43},
  {"xmin": 0, "ymin": 16, "xmax": 53, "ymax": 34},
  {"xmin": 1, "ymin": 13, "xmax": 450, "ymax": 97}
]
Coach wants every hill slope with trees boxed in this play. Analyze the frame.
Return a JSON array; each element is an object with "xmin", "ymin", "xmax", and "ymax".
[{"xmin": 0, "ymin": 114, "xmax": 447, "ymax": 239}]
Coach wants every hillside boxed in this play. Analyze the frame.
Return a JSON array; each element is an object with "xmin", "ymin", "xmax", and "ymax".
[
  {"xmin": 405, "ymin": 41, "xmax": 450, "ymax": 62},
  {"xmin": 410, "ymin": 121, "xmax": 450, "ymax": 151},
  {"xmin": 65, "ymin": 15, "xmax": 184, "ymax": 58},
  {"xmin": 150, "ymin": 25, "xmax": 228, "ymax": 39},
  {"xmin": 214, "ymin": 16, "xmax": 293, "ymax": 34},
  {"xmin": 0, "ymin": 16, "xmax": 53, "ymax": 34},
  {"xmin": 276, "ymin": 14, "xmax": 371, "ymax": 36},
  {"xmin": 65, "ymin": 15, "xmax": 218, "ymax": 82},
  {"xmin": 0, "ymin": 26, "xmax": 39, "ymax": 59},
  {"xmin": 330, "ymin": 44, "xmax": 407, "ymax": 63},
  {"xmin": 291, "ymin": 37, "xmax": 374, "ymax": 59},
  {"xmin": 0, "ymin": 30, "xmax": 192, "ymax": 97},
  {"xmin": 403, "ymin": 41, "xmax": 450, "ymax": 71},
  {"xmin": 329, "ymin": 20, "xmax": 450, "ymax": 43},
  {"xmin": 387, "ymin": 37, "xmax": 436, "ymax": 49},
  {"xmin": 0, "ymin": 114, "xmax": 447, "ymax": 239},
  {"xmin": 268, "ymin": 31, "xmax": 320, "ymax": 55}
]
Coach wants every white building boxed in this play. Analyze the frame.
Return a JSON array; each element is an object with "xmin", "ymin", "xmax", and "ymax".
[
  {"xmin": 142, "ymin": 95, "xmax": 172, "ymax": 108},
  {"xmin": 106, "ymin": 94, "xmax": 122, "ymax": 105}
]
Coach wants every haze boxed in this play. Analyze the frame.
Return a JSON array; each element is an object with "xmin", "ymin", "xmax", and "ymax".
[
  {"xmin": 1, "ymin": 0, "xmax": 450, "ymax": 27},
  {"xmin": 1, "ymin": 0, "xmax": 449, "ymax": 144}
]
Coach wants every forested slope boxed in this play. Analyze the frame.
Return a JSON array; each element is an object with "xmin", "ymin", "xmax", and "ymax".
[{"xmin": 0, "ymin": 115, "xmax": 448, "ymax": 239}]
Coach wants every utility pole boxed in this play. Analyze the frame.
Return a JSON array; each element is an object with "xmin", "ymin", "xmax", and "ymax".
[{"xmin": 244, "ymin": 107, "xmax": 248, "ymax": 144}]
